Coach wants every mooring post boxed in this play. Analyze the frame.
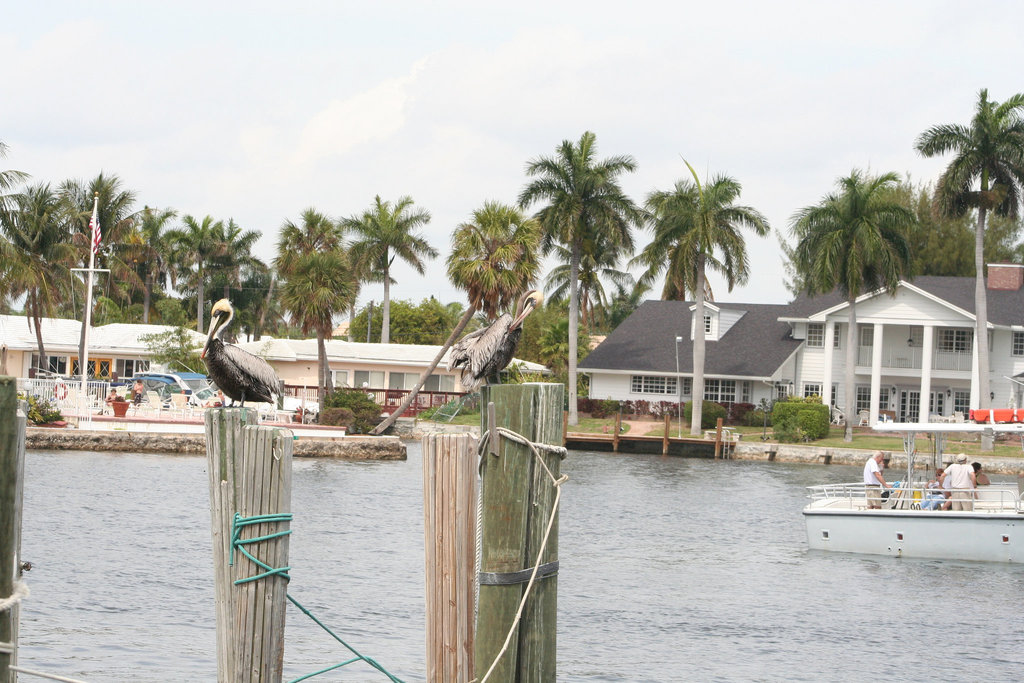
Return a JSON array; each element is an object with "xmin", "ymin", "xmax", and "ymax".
[
  {"xmin": 206, "ymin": 408, "xmax": 293, "ymax": 683},
  {"xmin": 612, "ymin": 411, "xmax": 622, "ymax": 452},
  {"xmin": 475, "ymin": 383, "xmax": 563, "ymax": 683},
  {"xmin": 662, "ymin": 413, "xmax": 670, "ymax": 455},
  {"xmin": 714, "ymin": 417, "xmax": 724, "ymax": 459},
  {"xmin": 0, "ymin": 377, "xmax": 27, "ymax": 682},
  {"xmin": 423, "ymin": 433, "xmax": 477, "ymax": 682}
]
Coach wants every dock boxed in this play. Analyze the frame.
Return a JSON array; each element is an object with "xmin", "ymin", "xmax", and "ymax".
[{"xmin": 564, "ymin": 415, "xmax": 738, "ymax": 457}]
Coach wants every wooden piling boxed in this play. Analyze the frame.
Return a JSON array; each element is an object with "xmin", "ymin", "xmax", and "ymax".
[
  {"xmin": 476, "ymin": 383, "xmax": 563, "ymax": 683},
  {"xmin": 714, "ymin": 417, "xmax": 723, "ymax": 459},
  {"xmin": 612, "ymin": 412, "xmax": 621, "ymax": 452},
  {"xmin": 662, "ymin": 413, "xmax": 670, "ymax": 455},
  {"xmin": 1, "ymin": 378, "xmax": 26, "ymax": 682},
  {"xmin": 206, "ymin": 408, "xmax": 293, "ymax": 683},
  {"xmin": 423, "ymin": 433, "xmax": 477, "ymax": 682}
]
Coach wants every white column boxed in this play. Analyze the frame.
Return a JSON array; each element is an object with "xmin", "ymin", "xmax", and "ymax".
[
  {"xmin": 869, "ymin": 323, "xmax": 883, "ymax": 424},
  {"xmin": 822, "ymin": 321, "xmax": 834, "ymax": 406},
  {"xmin": 919, "ymin": 325, "xmax": 933, "ymax": 421},
  {"xmin": 970, "ymin": 331, "xmax": 980, "ymax": 410}
]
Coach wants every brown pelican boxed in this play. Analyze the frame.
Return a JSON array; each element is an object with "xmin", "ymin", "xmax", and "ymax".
[
  {"xmin": 448, "ymin": 290, "xmax": 543, "ymax": 392},
  {"xmin": 201, "ymin": 299, "xmax": 281, "ymax": 406}
]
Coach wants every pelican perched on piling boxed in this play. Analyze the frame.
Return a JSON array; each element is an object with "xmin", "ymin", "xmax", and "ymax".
[
  {"xmin": 201, "ymin": 299, "xmax": 281, "ymax": 407},
  {"xmin": 448, "ymin": 289, "xmax": 543, "ymax": 392}
]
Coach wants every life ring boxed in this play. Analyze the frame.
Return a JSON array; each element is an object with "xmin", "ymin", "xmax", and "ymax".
[{"xmin": 54, "ymin": 380, "xmax": 68, "ymax": 401}]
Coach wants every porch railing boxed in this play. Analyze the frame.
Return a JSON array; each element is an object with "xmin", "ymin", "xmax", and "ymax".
[{"xmin": 282, "ymin": 385, "xmax": 464, "ymax": 416}]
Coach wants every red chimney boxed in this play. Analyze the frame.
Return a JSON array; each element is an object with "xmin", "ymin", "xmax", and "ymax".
[{"xmin": 987, "ymin": 263, "xmax": 1024, "ymax": 291}]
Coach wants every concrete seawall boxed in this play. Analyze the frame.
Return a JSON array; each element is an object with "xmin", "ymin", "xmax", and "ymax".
[{"xmin": 26, "ymin": 428, "xmax": 407, "ymax": 460}]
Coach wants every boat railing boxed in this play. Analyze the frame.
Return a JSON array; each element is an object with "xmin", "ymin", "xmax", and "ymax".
[{"xmin": 806, "ymin": 482, "xmax": 1024, "ymax": 513}]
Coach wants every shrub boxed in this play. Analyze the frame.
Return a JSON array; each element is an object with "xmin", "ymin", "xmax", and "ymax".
[
  {"xmin": 322, "ymin": 388, "xmax": 384, "ymax": 434},
  {"xmin": 745, "ymin": 408, "xmax": 772, "ymax": 428},
  {"xmin": 20, "ymin": 394, "xmax": 63, "ymax": 425},
  {"xmin": 320, "ymin": 407, "xmax": 355, "ymax": 428},
  {"xmin": 771, "ymin": 397, "xmax": 829, "ymax": 441},
  {"xmin": 684, "ymin": 400, "xmax": 727, "ymax": 430},
  {"xmin": 726, "ymin": 402, "xmax": 755, "ymax": 425},
  {"xmin": 591, "ymin": 399, "xmax": 619, "ymax": 418}
]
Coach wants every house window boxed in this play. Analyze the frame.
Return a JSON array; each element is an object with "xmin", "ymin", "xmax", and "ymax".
[
  {"xmin": 115, "ymin": 359, "xmax": 149, "ymax": 378},
  {"xmin": 929, "ymin": 391, "xmax": 945, "ymax": 415},
  {"xmin": 630, "ymin": 375, "xmax": 678, "ymax": 395},
  {"xmin": 831, "ymin": 384, "xmax": 838, "ymax": 406},
  {"xmin": 703, "ymin": 379, "xmax": 736, "ymax": 403},
  {"xmin": 331, "ymin": 370, "xmax": 348, "ymax": 388},
  {"xmin": 803, "ymin": 382, "xmax": 822, "ymax": 398},
  {"xmin": 953, "ymin": 390, "xmax": 970, "ymax": 415},
  {"xmin": 1013, "ymin": 331, "xmax": 1024, "ymax": 357},
  {"xmin": 354, "ymin": 370, "xmax": 385, "ymax": 388},
  {"xmin": 937, "ymin": 329, "xmax": 972, "ymax": 353},
  {"xmin": 855, "ymin": 386, "xmax": 889, "ymax": 412},
  {"xmin": 683, "ymin": 378, "xmax": 692, "ymax": 397},
  {"xmin": 832, "ymin": 324, "xmax": 841, "ymax": 348},
  {"xmin": 908, "ymin": 326, "xmax": 923, "ymax": 348},
  {"xmin": 742, "ymin": 381, "xmax": 752, "ymax": 402},
  {"xmin": 424, "ymin": 374, "xmax": 456, "ymax": 392},
  {"xmin": 31, "ymin": 354, "xmax": 68, "ymax": 375},
  {"xmin": 859, "ymin": 325, "xmax": 873, "ymax": 347},
  {"xmin": 704, "ymin": 314, "xmax": 712, "ymax": 334},
  {"xmin": 806, "ymin": 324, "xmax": 824, "ymax": 348}
]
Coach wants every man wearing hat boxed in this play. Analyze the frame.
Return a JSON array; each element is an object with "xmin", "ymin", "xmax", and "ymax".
[{"xmin": 944, "ymin": 453, "xmax": 976, "ymax": 511}]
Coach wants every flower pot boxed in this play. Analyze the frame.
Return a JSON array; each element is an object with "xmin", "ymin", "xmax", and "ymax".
[{"xmin": 112, "ymin": 401, "xmax": 130, "ymax": 417}]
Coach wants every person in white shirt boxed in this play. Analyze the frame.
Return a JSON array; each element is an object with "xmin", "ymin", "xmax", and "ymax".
[
  {"xmin": 943, "ymin": 453, "xmax": 976, "ymax": 511},
  {"xmin": 862, "ymin": 451, "xmax": 891, "ymax": 509}
]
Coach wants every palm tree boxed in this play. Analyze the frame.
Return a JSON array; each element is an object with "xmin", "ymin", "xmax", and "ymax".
[
  {"xmin": 371, "ymin": 201, "xmax": 542, "ymax": 434},
  {"xmin": 132, "ymin": 205, "xmax": 178, "ymax": 322},
  {"xmin": 634, "ymin": 162, "xmax": 769, "ymax": 435},
  {"xmin": 519, "ymin": 131, "xmax": 641, "ymax": 425},
  {"xmin": 275, "ymin": 208, "xmax": 350, "ymax": 411},
  {"xmin": 790, "ymin": 170, "xmax": 914, "ymax": 442},
  {"xmin": 0, "ymin": 141, "xmax": 29, "ymax": 218},
  {"xmin": 343, "ymin": 195, "xmax": 436, "ymax": 344},
  {"xmin": 0, "ymin": 183, "xmax": 77, "ymax": 367},
  {"xmin": 544, "ymin": 237, "xmax": 633, "ymax": 333},
  {"xmin": 167, "ymin": 215, "xmax": 221, "ymax": 332},
  {"xmin": 210, "ymin": 218, "xmax": 264, "ymax": 299},
  {"xmin": 915, "ymin": 88, "xmax": 1024, "ymax": 413}
]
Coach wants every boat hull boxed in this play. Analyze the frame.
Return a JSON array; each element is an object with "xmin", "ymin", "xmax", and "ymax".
[{"xmin": 804, "ymin": 508, "xmax": 1021, "ymax": 563}]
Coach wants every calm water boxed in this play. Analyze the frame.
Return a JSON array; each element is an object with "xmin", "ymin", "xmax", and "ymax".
[{"xmin": 16, "ymin": 445, "xmax": 1024, "ymax": 682}]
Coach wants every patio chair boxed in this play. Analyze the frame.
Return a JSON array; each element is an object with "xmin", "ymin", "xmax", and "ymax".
[
  {"xmin": 951, "ymin": 411, "xmax": 965, "ymax": 423},
  {"xmin": 857, "ymin": 410, "xmax": 870, "ymax": 426},
  {"xmin": 831, "ymin": 406, "xmax": 845, "ymax": 426},
  {"xmin": 141, "ymin": 390, "xmax": 163, "ymax": 416},
  {"xmin": 169, "ymin": 393, "xmax": 190, "ymax": 418}
]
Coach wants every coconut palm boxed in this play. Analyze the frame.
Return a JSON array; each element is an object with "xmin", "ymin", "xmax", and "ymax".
[
  {"xmin": 790, "ymin": 170, "xmax": 914, "ymax": 442},
  {"xmin": 0, "ymin": 183, "xmax": 77, "ymax": 367},
  {"xmin": 343, "ymin": 195, "xmax": 436, "ymax": 344},
  {"xmin": 275, "ymin": 208, "xmax": 351, "ymax": 411},
  {"xmin": 210, "ymin": 218, "xmax": 264, "ymax": 299},
  {"xmin": 130, "ymin": 205, "xmax": 178, "ymax": 322},
  {"xmin": 634, "ymin": 162, "xmax": 770, "ymax": 435},
  {"xmin": 915, "ymin": 88, "xmax": 1024, "ymax": 412},
  {"xmin": 544, "ymin": 237, "xmax": 633, "ymax": 333},
  {"xmin": 0, "ymin": 141, "xmax": 29, "ymax": 218},
  {"xmin": 519, "ymin": 131, "xmax": 641, "ymax": 425},
  {"xmin": 371, "ymin": 201, "xmax": 542, "ymax": 434},
  {"xmin": 167, "ymin": 215, "xmax": 221, "ymax": 332}
]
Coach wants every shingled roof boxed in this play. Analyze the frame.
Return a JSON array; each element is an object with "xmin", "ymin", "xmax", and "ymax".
[
  {"xmin": 786, "ymin": 275, "xmax": 1024, "ymax": 326},
  {"xmin": 579, "ymin": 300, "xmax": 801, "ymax": 378}
]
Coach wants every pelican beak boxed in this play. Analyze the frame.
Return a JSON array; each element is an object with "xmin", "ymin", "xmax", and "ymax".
[
  {"xmin": 201, "ymin": 312, "xmax": 223, "ymax": 359},
  {"xmin": 511, "ymin": 291, "xmax": 543, "ymax": 329}
]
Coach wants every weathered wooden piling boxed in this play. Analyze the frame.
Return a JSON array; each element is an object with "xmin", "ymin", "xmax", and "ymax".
[
  {"xmin": 205, "ymin": 408, "xmax": 293, "ymax": 683},
  {"xmin": 0, "ymin": 378, "xmax": 26, "ymax": 681},
  {"xmin": 475, "ymin": 383, "xmax": 564, "ymax": 683},
  {"xmin": 422, "ymin": 433, "xmax": 477, "ymax": 682},
  {"xmin": 714, "ymin": 417, "xmax": 724, "ymax": 459},
  {"xmin": 662, "ymin": 414, "xmax": 671, "ymax": 455}
]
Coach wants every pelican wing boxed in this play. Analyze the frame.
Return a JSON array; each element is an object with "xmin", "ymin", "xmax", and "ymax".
[
  {"xmin": 217, "ymin": 342, "xmax": 282, "ymax": 402},
  {"xmin": 449, "ymin": 314, "xmax": 513, "ymax": 387}
]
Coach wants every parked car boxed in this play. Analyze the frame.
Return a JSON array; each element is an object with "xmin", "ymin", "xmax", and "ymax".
[{"xmin": 126, "ymin": 372, "xmax": 217, "ymax": 407}]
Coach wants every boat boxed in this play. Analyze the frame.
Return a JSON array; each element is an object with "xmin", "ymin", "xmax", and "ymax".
[{"xmin": 803, "ymin": 422, "xmax": 1024, "ymax": 563}]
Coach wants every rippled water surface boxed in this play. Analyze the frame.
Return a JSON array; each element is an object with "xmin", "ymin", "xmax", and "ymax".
[{"xmin": 17, "ymin": 446, "xmax": 1024, "ymax": 681}]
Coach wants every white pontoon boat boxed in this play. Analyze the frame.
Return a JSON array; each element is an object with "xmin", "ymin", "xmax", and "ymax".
[{"xmin": 804, "ymin": 422, "xmax": 1024, "ymax": 563}]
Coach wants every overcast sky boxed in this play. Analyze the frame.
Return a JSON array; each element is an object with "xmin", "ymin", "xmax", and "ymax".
[{"xmin": 4, "ymin": 1, "xmax": 1023, "ymax": 313}]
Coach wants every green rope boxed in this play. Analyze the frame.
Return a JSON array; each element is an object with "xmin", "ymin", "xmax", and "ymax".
[{"xmin": 229, "ymin": 512, "xmax": 406, "ymax": 683}]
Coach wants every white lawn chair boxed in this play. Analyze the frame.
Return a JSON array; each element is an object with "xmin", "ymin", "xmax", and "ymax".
[
  {"xmin": 169, "ymin": 393, "xmax": 190, "ymax": 419},
  {"xmin": 857, "ymin": 410, "xmax": 870, "ymax": 426},
  {"xmin": 831, "ymin": 406, "xmax": 846, "ymax": 426}
]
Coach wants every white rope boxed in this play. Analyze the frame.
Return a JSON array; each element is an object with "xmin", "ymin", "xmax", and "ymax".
[
  {"xmin": 0, "ymin": 579, "xmax": 28, "ymax": 613},
  {"xmin": 9, "ymin": 665, "xmax": 91, "ymax": 683},
  {"xmin": 477, "ymin": 427, "xmax": 568, "ymax": 683}
]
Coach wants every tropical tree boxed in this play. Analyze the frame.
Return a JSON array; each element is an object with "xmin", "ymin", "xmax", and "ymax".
[
  {"xmin": 344, "ymin": 195, "xmax": 436, "ymax": 344},
  {"xmin": 275, "ymin": 208, "xmax": 352, "ymax": 412},
  {"xmin": 0, "ymin": 183, "xmax": 77, "ymax": 367},
  {"xmin": 519, "ymin": 131, "xmax": 641, "ymax": 425},
  {"xmin": 209, "ymin": 218, "xmax": 264, "ymax": 299},
  {"xmin": 167, "ymin": 215, "xmax": 221, "ymax": 332},
  {"xmin": 544, "ymin": 236, "xmax": 633, "ymax": 333},
  {"xmin": 130, "ymin": 205, "xmax": 178, "ymax": 322},
  {"xmin": 371, "ymin": 201, "xmax": 541, "ymax": 434},
  {"xmin": 0, "ymin": 141, "xmax": 29, "ymax": 218},
  {"xmin": 603, "ymin": 276, "xmax": 650, "ymax": 332},
  {"xmin": 634, "ymin": 162, "xmax": 769, "ymax": 435},
  {"xmin": 790, "ymin": 170, "xmax": 914, "ymax": 442},
  {"xmin": 915, "ymin": 88, "xmax": 1024, "ymax": 413}
]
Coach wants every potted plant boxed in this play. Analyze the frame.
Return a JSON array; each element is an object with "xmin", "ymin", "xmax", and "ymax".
[{"xmin": 112, "ymin": 394, "xmax": 130, "ymax": 417}]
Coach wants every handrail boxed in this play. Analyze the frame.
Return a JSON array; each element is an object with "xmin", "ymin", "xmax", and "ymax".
[{"xmin": 806, "ymin": 482, "xmax": 1023, "ymax": 512}]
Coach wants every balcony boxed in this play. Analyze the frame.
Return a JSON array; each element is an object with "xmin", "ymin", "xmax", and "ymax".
[{"xmin": 856, "ymin": 346, "xmax": 972, "ymax": 372}]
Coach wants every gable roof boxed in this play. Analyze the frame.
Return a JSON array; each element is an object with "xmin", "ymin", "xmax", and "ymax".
[
  {"xmin": 785, "ymin": 276, "xmax": 1024, "ymax": 326},
  {"xmin": 579, "ymin": 300, "xmax": 801, "ymax": 378}
]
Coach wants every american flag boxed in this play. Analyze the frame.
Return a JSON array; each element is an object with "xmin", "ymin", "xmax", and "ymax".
[{"xmin": 89, "ymin": 196, "xmax": 101, "ymax": 255}]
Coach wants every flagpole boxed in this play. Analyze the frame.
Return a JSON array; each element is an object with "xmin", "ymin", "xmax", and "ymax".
[{"xmin": 80, "ymin": 193, "xmax": 99, "ymax": 387}]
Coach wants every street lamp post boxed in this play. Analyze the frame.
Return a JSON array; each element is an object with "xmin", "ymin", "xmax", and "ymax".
[{"xmin": 675, "ymin": 335, "xmax": 683, "ymax": 438}]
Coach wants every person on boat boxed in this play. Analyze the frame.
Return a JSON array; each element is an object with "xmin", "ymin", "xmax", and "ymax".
[
  {"xmin": 944, "ymin": 453, "xmax": 976, "ymax": 511},
  {"xmin": 922, "ymin": 468, "xmax": 946, "ymax": 510},
  {"xmin": 863, "ymin": 451, "xmax": 891, "ymax": 509},
  {"xmin": 972, "ymin": 462, "xmax": 991, "ymax": 486},
  {"xmin": 131, "ymin": 379, "xmax": 145, "ymax": 405}
]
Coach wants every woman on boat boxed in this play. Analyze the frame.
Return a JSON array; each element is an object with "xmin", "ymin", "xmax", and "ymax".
[{"xmin": 972, "ymin": 462, "xmax": 991, "ymax": 486}]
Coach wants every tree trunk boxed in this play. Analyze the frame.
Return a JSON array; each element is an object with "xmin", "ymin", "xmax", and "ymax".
[
  {"xmin": 317, "ymin": 330, "xmax": 329, "ymax": 414},
  {"xmin": 348, "ymin": 300, "xmax": 356, "ymax": 342},
  {"xmin": 567, "ymin": 243, "xmax": 580, "ymax": 426},
  {"xmin": 31, "ymin": 296, "xmax": 46, "ymax": 374},
  {"xmin": 976, "ymin": 205, "xmax": 993, "ymax": 451},
  {"xmin": 255, "ymin": 275, "xmax": 275, "ymax": 341},
  {"xmin": 143, "ymin": 270, "xmax": 152, "ymax": 324},
  {"xmin": 381, "ymin": 256, "xmax": 391, "ymax": 344},
  {"xmin": 370, "ymin": 301, "xmax": 480, "ymax": 435},
  {"xmin": 197, "ymin": 265, "xmax": 205, "ymax": 333},
  {"xmin": 690, "ymin": 262, "xmax": 706, "ymax": 436},
  {"xmin": 844, "ymin": 296, "xmax": 857, "ymax": 442}
]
